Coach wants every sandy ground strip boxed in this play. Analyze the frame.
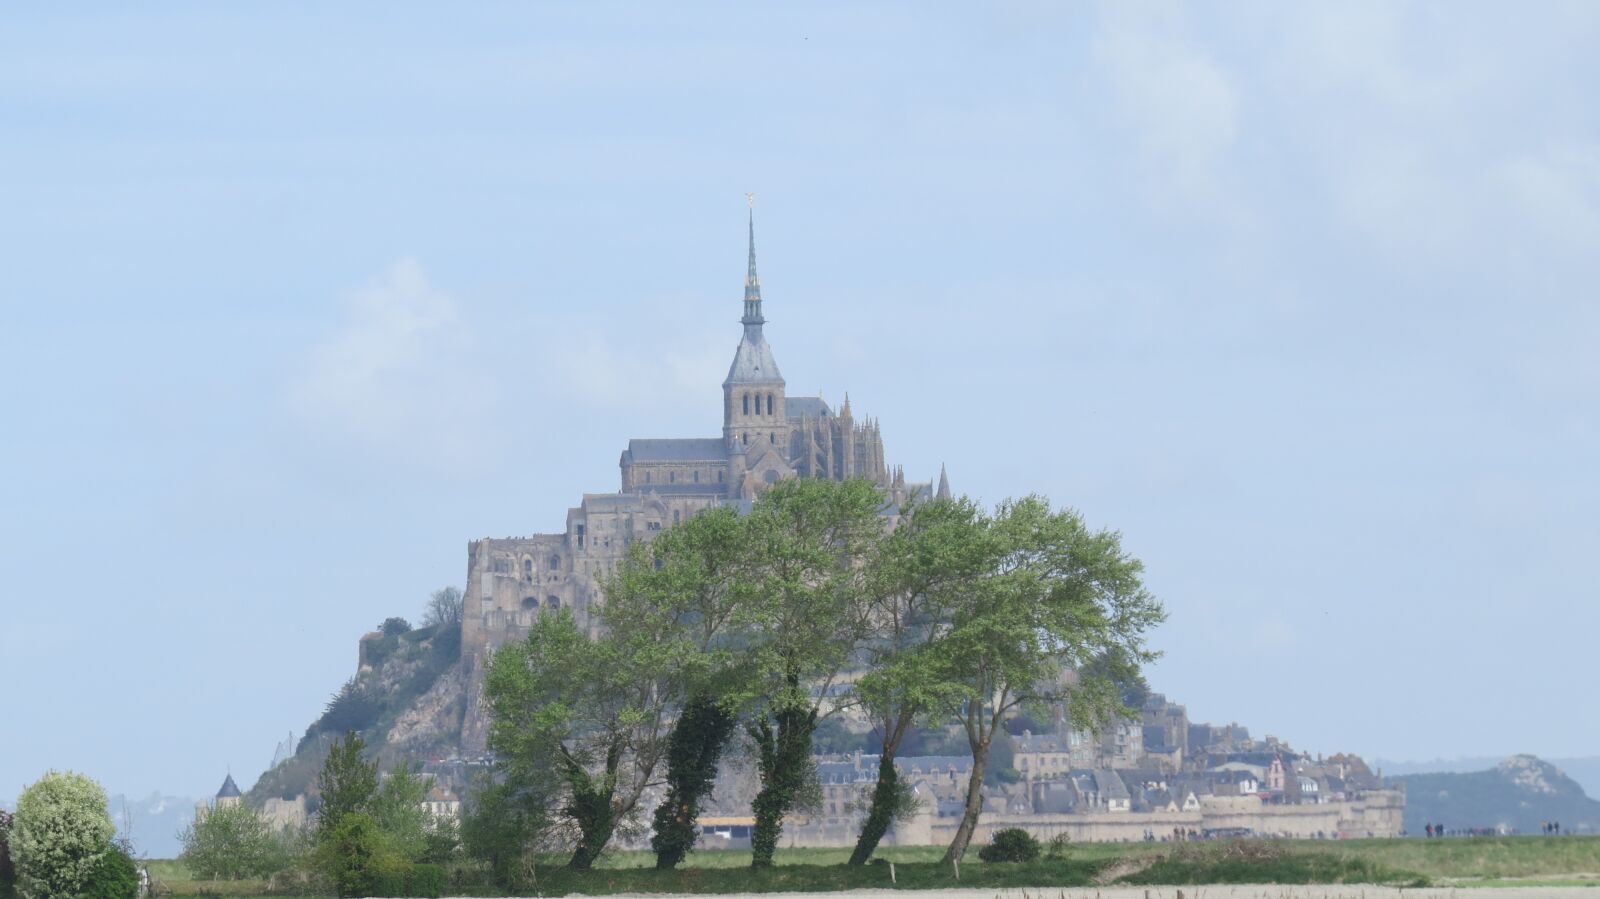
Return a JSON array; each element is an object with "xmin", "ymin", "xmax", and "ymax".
[{"xmin": 495, "ymin": 887, "xmax": 1598, "ymax": 899}]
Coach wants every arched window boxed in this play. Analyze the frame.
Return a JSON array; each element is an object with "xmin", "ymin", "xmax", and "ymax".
[
  {"xmin": 673, "ymin": 510, "xmax": 681, "ymax": 524},
  {"xmin": 742, "ymin": 394, "xmax": 750, "ymax": 415},
  {"xmin": 522, "ymin": 558, "xmax": 533, "ymax": 579},
  {"xmin": 669, "ymin": 471, "xmax": 676, "ymax": 483},
  {"xmin": 521, "ymin": 597, "xmax": 538, "ymax": 610},
  {"xmin": 549, "ymin": 554, "xmax": 560, "ymax": 570},
  {"xmin": 718, "ymin": 470, "xmax": 725, "ymax": 483},
  {"xmin": 692, "ymin": 470, "xmax": 699, "ymax": 483},
  {"xmin": 644, "ymin": 471, "xmax": 651, "ymax": 484},
  {"xmin": 766, "ymin": 393, "xmax": 774, "ymax": 415},
  {"xmin": 546, "ymin": 596, "xmax": 560, "ymax": 610}
]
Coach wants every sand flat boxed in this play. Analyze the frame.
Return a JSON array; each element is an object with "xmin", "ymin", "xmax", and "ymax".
[{"xmin": 525, "ymin": 887, "xmax": 1595, "ymax": 899}]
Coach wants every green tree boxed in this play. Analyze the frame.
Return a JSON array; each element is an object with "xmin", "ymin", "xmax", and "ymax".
[
  {"xmin": 310, "ymin": 812, "xmax": 404, "ymax": 899},
  {"xmin": 849, "ymin": 496, "xmax": 992, "ymax": 864},
  {"xmin": 1, "ymin": 808, "xmax": 16, "ymax": 896},
  {"xmin": 10, "ymin": 770, "xmax": 116, "ymax": 899},
  {"xmin": 937, "ymin": 497, "xmax": 1164, "ymax": 862},
  {"xmin": 368, "ymin": 764, "xmax": 430, "ymax": 862},
  {"xmin": 78, "ymin": 842, "xmax": 138, "ymax": 899},
  {"xmin": 602, "ymin": 506, "xmax": 754, "ymax": 870},
  {"xmin": 737, "ymin": 478, "xmax": 886, "ymax": 867},
  {"xmin": 483, "ymin": 610, "xmax": 675, "ymax": 869},
  {"xmin": 460, "ymin": 773, "xmax": 557, "ymax": 889},
  {"xmin": 422, "ymin": 587, "xmax": 464, "ymax": 629},
  {"xmin": 178, "ymin": 803, "xmax": 288, "ymax": 880},
  {"xmin": 316, "ymin": 732, "xmax": 379, "ymax": 841}
]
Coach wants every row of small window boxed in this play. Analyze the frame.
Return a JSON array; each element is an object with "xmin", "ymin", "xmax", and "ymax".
[
  {"xmin": 742, "ymin": 393, "xmax": 777, "ymax": 416},
  {"xmin": 490, "ymin": 555, "xmax": 564, "ymax": 577},
  {"xmin": 642, "ymin": 470, "xmax": 724, "ymax": 485},
  {"xmin": 522, "ymin": 596, "xmax": 562, "ymax": 611}
]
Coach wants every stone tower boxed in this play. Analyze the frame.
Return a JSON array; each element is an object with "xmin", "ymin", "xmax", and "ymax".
[
  {"xmin": 196, "ymin": 772, "xmax": 243, "ymax": 822},
  {"xmin": 215, "ymin": 774, "xmax": 242, "ymax": 810},
  {"xmin": 723, "ymin": 201, "xmax": 787, "ymax": 453}
]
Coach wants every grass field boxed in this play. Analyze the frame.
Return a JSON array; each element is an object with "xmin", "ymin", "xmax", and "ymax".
[{"xmin": 140, "ymin": 835, "xmax": 1600, "ymax": 896}]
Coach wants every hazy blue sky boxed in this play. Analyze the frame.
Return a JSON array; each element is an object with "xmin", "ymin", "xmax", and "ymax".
[{"xmin": 3, "ymin": 2, "xmax": 1597, "ymax": 803}]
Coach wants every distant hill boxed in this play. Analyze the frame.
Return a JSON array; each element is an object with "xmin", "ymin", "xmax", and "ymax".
[
  {"xmin": 1393, "ymin": 755, "xmax": 1600, "ymax": 834},
  {"xmin": 1378, "ymin": 755, "xmax": 1600, "ymax": 800},
  {"xmin": 109, "ymin": 792, "xmax": 197, "ymax": 859}
]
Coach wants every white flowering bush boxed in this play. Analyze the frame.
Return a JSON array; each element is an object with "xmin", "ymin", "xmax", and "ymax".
[{"xmin": 10, "ymin": 771, "xmax": 115, "ymax": 899}]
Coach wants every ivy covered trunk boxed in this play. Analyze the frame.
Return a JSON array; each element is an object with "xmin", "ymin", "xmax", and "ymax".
[
  {"xmin": 651, "ymin": 693, "xmax": 737, "ymax": 870},
  {"xmin": 748, "ymin": 675, "xmax": 817, "ymax": 868},
  {"xmin": 564, "ymin": 754, "xmax": 620, "ymax": 870},
  {"xmin": 847, "ymin": 752, "xmax": 900, "ymax": 864},
  {"xmin": 847, "ymin": 712, "xmax": 914, "ymax": 864}
]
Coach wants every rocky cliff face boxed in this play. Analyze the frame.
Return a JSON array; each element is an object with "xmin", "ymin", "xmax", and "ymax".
[
  {"xmin": 1394, "ymin": 754, "xmax": 1600, "ymax": 834},
  {"xmin": 247, "ymin": 620, "xmax": 467, "ymax": 806}
]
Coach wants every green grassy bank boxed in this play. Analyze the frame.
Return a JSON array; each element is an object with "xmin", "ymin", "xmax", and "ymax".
[{"xmin": 143, "ymin": 835, "xmax": 1600, "ymax": 896}]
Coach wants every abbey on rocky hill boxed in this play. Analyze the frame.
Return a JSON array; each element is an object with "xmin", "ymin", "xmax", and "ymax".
[{"xmin": 460, "ymin": 205, "xmax": 946, "ymax": 750}]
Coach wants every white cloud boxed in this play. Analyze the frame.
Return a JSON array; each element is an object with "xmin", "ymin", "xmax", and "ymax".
[
  {"xmin": 290, "ymin": 259, "xmax": 499, "ymax": 471},
  {"xmin": 1497, "ymin": 145, "xmax": 1600, "ymax": 253},
  {"xmin": 539, "ymin": 329, "xmax": 728, "ymax": 413},
  {"xmin": 1091, "ymin": 3, "xmax": 1239, "ymax": 209}
]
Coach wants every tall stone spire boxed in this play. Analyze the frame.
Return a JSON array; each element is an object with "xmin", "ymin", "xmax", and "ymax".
[
  {"xmin": 742, "ymin": 193, "xmax": 763, "ymax": 330},
  {"xmin": 937, "ymin": 463, "xmax": 951, "ymax": 499}
]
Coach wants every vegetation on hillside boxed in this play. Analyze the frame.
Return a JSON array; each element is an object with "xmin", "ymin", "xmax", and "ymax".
[{"xmin": 248, "ymin": 590, "xmax": 466, "ymax": 807}]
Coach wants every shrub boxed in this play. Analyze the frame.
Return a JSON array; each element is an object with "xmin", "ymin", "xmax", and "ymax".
[
  {"xmin": 311, "ymin": 812, "xmax": 405, "ymax": 898},
  {"xmin": 1045, "ymin": 831, "xmax": 1071, "ymax": 858},
  {"xmin": 179, "ymin": 803, "xmax": 290, "ymax": 880},
  {"xmin": 406, "ymin": 863, "xmax": 445, "ymax": 898},
  {"xmin": 10, "ymin": 770, "xmax": 116, "ymax": 899},
  {"xmin": 1, "ymin": 808, "xmax": 15, "ymax": 895},
  {"xmin": 978, "ymin": 827, "xmax": 1041, "ymax": 863},
  {"xmin": 78, "ymin": 842, "xmax": 138, "ymax": 899}
]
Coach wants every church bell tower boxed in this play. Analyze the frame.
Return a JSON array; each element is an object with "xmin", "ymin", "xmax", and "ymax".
[{"xmin": 723, "ymin": 196, "xmax": 786, "ymax": 449}]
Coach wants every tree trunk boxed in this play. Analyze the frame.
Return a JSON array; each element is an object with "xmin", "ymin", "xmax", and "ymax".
[
  {"xmin": 749, "ymin": 676, "xmax": 817, "ymax": 868},
  {"xmin": 651, "ymin": 693, "xmax": 737, "ymax": 870},
  {"xmin": 847, "ymin": 712, "xmax": 914, "ymax": 865},
  {"xmin": 942, "ymin": 734, "xmax": 991, "ymax": 863},
  {"xmin": 565, "ymin": 751, "xmax": 619, "ymax": 870},
  {"xmin": 566, "ymin": 784, "xmax": 616, "ymax": 870}
]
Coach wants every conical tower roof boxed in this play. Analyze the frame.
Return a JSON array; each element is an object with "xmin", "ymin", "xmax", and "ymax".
[
  {"xmin": 724, "ymin": 196, "xmax": 784, "ymax": 387},
  {"xmin": 216, "ymin": 774, "xmax": 242, "ymax": 799}
]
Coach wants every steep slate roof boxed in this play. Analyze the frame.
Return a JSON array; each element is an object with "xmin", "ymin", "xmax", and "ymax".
[
  {"xmin": 1014, "ymin": 732, "xmax": 1071, "ymax": 753},
  {"xmin": 216, "ymin": 774, "xmax": 241, "ymax": 799},
  {"xmin": 1094, "ymin": 769, "xmax": 1131, "ymax": 801},
  {"xmin": 897, "ymin": 755, "xmax": 974, "ymax": 774},
  {"xmin": 724, "ymin": 332, "xmax": 784, "ymax": 385},
  {"xmin": 785, "ymin": 396, "xmax": 832, "ymax": 418},
  {"xmin": 623, "ymin": 438, "xmax": 727, "ymax": 462}
]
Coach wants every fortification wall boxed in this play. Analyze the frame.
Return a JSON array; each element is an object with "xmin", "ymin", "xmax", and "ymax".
[{"xmin": 771, "ymin": 794, "xmax": 1404, "ymax": 848}]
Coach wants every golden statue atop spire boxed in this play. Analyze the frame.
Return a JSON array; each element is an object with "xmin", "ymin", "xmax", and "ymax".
[{"xmin": 746, "ymin": 191, "xmax": 755, "ymax": 209}]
